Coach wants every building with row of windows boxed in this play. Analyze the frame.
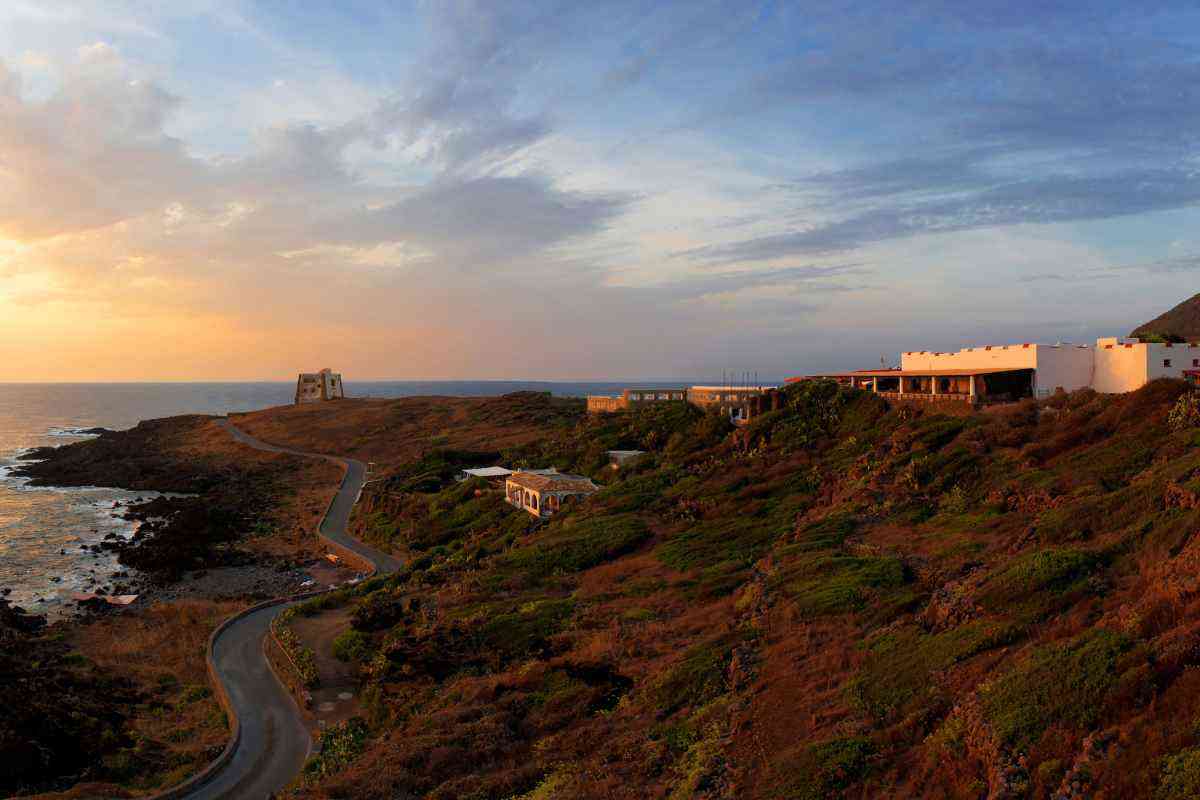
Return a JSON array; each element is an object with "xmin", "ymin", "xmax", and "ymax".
[{"xmin": 586, "ymin": 384, "xmax": 777, "ymax": 423}]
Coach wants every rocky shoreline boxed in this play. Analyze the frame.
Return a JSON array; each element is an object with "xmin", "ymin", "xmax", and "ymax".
[{"xmin": 2, "ymin": 413, "xmax": 349, "ymax": 796}]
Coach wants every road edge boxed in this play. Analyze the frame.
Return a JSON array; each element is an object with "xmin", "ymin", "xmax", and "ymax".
[{"xmin": 144, "ymin": 420, "xmax": 383, "ymax": 800}]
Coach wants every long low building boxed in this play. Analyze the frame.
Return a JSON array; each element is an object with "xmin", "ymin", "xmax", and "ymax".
[
  {"xmin": 792, "ymin": 337, "xmax": 1200, "ymax": 403},
  {"xmin": 587, "ymin": 384, "xmax": 778, "ymax": 424},
  {"xmin": 586, "ymin": 388, "xmax": 688, "ymax": 413}
]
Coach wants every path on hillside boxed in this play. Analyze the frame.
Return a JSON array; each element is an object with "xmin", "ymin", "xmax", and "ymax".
[{"xmin": 173, "ymin": 420, "xmax": 399, "ymax": 800}]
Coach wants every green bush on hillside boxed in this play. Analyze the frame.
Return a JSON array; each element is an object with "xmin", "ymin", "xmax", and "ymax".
[
  {"xmin": 1169, "ymin": 393, "xmax": 1200, "ymax": 432},
  {"xmin": 493, "ymin": 515, "xmax": 649, "ymax": 585},
  {"xmin": 981, "ymin": 629, "xmax": 1138, "ymax": 751},
  {"xmin": 783, "ymin": 553, "xmax": 911, "ymax": 618},
  {"xmin": 332, "ymin": 629, "xmax": 373, "ymax": 662},
  {"xmin": 651, "ymin": 637, "xmax": 735, "ymax": 714},
  {"xmin": 849, "ymin": 622, "xmax": 1021, "ymax": 719},
  {"xmin": 775, "ymin": 736, "xmax": 876, "ymax": 800},
  {"xmin": 1157, "ymin": 748, "xmax": 1200, "ymax": 799}
]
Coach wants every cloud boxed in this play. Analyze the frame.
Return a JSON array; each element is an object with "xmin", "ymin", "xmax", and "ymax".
[
  {"xmin": 3, "ymin": 0, "xmax": 1200, "ymax": 380},
  {"xmin": 325, "ymin": 174, "xmax": 629, "ymax": 263},
  {"xmin": 682, "ymin": 168, "xmax": 1200, "ymax": 263}
]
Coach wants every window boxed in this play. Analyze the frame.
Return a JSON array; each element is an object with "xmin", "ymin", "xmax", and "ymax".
[
  {"xmin": 1164, "ymin": 359, "xmax": 1173, "ymax": 368},
  {"xmin": 1193, "ymin": 359, "xmax": 1198, "ymax": 368},
  {"xmin": 630, "ymin": 393, "xmax": 641, "ymax": 401}
]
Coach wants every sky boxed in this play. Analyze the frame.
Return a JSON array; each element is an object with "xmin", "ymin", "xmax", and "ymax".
[{"xmin": 2, "ymin": 1, "xmax": 1200, "ymax": 381}]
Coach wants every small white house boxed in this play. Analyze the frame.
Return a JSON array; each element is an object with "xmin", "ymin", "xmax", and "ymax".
[
  {"xmin": 456, "ymin": 466, "xmax": 514, "ymax": 483},
  {"xmin": 505, "ymin": 472, "xmax": 599, "ymax": 518}
]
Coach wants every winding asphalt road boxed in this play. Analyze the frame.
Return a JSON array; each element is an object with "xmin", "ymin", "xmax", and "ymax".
[{"xmin": 171, "ymin": 420, "xmax": 400, "ymax": 800}]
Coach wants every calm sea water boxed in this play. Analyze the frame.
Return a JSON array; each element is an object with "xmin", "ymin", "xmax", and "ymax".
[{"xmin": 0, "ymin": 380, "xmax": 679, "ymax": 615}]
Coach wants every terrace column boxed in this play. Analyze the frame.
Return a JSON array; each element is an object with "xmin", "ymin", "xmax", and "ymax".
[
  {"xmin": 931, "ymin": 376, "xmax": 938, "ymax": 396},
  {"xmin": 898, "ymin": 376, "xmax": 907, "ymax": 394},
  {"xmin": 969, "ymin": 374, "xmax": 977, "ymax": 398}
]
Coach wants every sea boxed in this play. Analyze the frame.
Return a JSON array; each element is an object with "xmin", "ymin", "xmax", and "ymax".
[{"xmin": 0, "ymin": 380, "xmax": 681, "ymax": 616}]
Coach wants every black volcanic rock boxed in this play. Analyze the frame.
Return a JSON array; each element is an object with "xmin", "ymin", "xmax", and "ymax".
[{"xmin": 1131, "ymin": 292, "xmax": 1200, "ymax": 341}]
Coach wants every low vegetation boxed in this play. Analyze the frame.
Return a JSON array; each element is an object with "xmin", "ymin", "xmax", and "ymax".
[
  {"xmin": 276, "ymin": 376, "xmax": 1200, "ymax": 799},
  {"xmin": 20, "ymin": 379, "xmax": 1200, "ymax": 798}
]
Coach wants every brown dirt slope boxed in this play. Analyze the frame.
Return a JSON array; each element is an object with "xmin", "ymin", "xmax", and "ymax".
[
  {"xmin": 1131, "ymin": 291, "xmax": 1200, "ymax": 341},
  {"xmin": 231, "ymin": 392, "xmax": 583, "ymax": 471}
]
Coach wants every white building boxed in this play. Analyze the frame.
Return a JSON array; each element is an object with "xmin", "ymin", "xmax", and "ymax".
[
  {"xmin": 456, "ymin": 466, "xmax": 514, "ymax": 483},
  {"xmin": 900, "ymin": 342, "xmax": 1094, "ymax": 398},
  {"xmin": 1092, "ymin": 337, "xmax": 1200, "ymax": 393},
  {"xmin": 901, "ymin": 338, "xmax": 1200, "ymax": 397},
  {"xmin": 801, "ymin": 337, "xmax": 1200, "ymax": 405},
  {"xmin": 294, "ymin": 368, "xmax": 345, "ymax": 404}
]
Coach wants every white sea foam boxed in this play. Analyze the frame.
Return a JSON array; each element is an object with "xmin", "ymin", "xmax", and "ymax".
[{"xmin": 45, "ymin": 427, "xmax": 105, "ymax": 438}]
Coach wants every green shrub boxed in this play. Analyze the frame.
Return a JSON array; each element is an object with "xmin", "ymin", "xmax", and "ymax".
[
  {"xmin": 981, "ymin": 629, "xmax": 1135, "ymax": 751},
  {"xmin": 651, "ymin": 638, "xmax": 735, "ymax": 713},
  {"xmin": 1157, "ymin": 748, "xmax": 1200, "ymax": 799},
  {"xmin": 657, "ymin": 515, "xmax": 782, "ymax": 572},
  {"xmin": 776, "ymin": 736, "xmax": 876, "ymax": 800},
  {"xmin": 332, "ymin": 629, "xmax": 372, "ymax": 662},
  {"xmin": 274, "ymin": 623, "xmax": 319, "ymax": 688},
  {"xmin": 783, "ymin": 554, "xmax": 911, "ymax": 618},
  {"xmin": 303, "ymin": 717, "xmax": 369, "ymax": 782},
  {"xmin": 495, "ymin": 515, "xmax": 648, "ymax": 584},
  {"xmin": 477, "ymin": 599, "xmax": 575, "ymax": 664},
  {"xmin": 978, "ymin": 548, "xmax": 1099, "ymax": 620},
  {"xmin": 1170, "ymin": 393, "xmax": 1200, "ymax": 432},
  {"xmin": 181, "ymin": 684, "xmax": 210, "ymax": 703},
  {"xmin": 850, "ymin": 622, "xmax": 1021, "ymax": 719}
]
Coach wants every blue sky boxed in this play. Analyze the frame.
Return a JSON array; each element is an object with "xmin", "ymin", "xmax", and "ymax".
[{"xmin": 1, "ymin": 1, "xmax": 1199, "ymax": 380}]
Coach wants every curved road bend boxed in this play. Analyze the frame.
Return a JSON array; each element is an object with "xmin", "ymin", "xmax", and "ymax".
[{"xmin": 179, "ymin": 420, "xmax": 400, "ymax": 800}]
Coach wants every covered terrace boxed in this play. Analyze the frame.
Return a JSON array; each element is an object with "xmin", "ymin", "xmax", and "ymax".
[{"xmin": 829, "ymin": 367, "xmax": 1034, "ymax": 405}]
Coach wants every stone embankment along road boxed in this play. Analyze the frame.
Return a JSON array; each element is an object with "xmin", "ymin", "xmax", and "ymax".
[{"xmin": 150, "ymin": 418, "xmax": 400, "ymax": 800}]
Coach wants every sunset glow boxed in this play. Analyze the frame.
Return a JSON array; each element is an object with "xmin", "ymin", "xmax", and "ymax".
[{"xmin": 3, "ymin": 2, "xmax": 1200, "ymax": 380}]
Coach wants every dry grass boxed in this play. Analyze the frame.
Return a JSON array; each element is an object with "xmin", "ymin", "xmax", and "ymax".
[
  {"xmin": 28, "ymin": 600, "xmax": 247, "ymax": 798},
  {"xmin": 231, "ymin": 394, "xmax": 583, "ymax": 472}
]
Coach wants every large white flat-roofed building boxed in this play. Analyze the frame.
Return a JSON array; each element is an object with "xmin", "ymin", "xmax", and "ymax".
[
  {"xmin": 295, "ymin": 368, "xmax": 344, "ymax": 404},
  {"xmin": 791, "ymin": 337, "xmax": 1200, "ymax": 406},
  {"xmin": 900, "ymin": 342, "xmax": 1094, "ymax": 398},
  {"xmin": 1093, "ymin": 337, "xmax": 1200, "ymax": 393}
]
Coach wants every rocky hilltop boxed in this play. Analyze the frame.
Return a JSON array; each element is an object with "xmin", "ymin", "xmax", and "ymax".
[{"xmin": 1131, "ymin": 292, "xmax": 1200, "ymax": 341}]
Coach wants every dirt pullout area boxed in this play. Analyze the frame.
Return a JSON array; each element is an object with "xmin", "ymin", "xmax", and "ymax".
[
  {"xmin": 231, "ymin": 392, "xmax": 583, "ymax": 471},
  {"xmin": 4, "ymin": 413, "xmax": 355, "ymax": 797},
  {"xmin": 288, "ymin": 606, "xmax": 364, "ymax": 731}
]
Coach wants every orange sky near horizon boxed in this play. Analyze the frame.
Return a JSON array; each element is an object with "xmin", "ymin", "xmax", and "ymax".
[{"xmin": 5, "ymin": 5, "xmax": 1200, "ymax": 383}]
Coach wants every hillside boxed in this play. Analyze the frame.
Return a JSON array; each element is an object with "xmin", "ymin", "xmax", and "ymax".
[
  {"xmin": 230, "ymin": 392, "xmax": 584, "ymax": 471},
  {"xmin": 1130, "ymin": 292, "xmax": 1200, "ymax": 341},
  {"xmin": 277, "ymin": 380, "xmax": 1200, "ymax": 799}
]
